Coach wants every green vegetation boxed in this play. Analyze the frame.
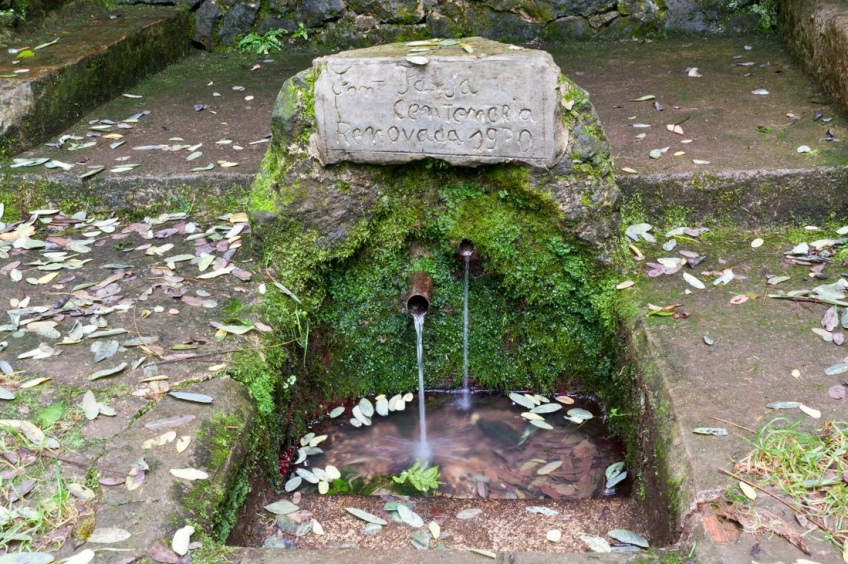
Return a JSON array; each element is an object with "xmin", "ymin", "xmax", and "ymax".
[
  {"xmin": 735, "ymin": 418, "xmax": 848, "ymax": 550},
  {"xmin": 725, "ymin": 0, "xmax": 777, "ymax": 32},
  {"xmin": 327, "ymin": 468, "xmax": 383, "ymax": 495},
  {"xmin": 293, "ymin": 23, "xmax": 309, "ymax": 41},
  {"xmin": 237, "ymin": 29, "xmax": 289, "ymax": 56},
  {"xmin": 391, "ymin": 460, "xmax": 442, "ymax": 494}
]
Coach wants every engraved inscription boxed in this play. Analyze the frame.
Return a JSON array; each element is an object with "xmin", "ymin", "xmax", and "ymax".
[{"xmin": 313, "ymin": 45, "xmax": 561, "ymax": 166}]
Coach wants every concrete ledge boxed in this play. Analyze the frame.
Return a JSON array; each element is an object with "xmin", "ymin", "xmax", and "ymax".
[
  {"xmin": 618, "ymin": 166, "xmax": 848, "ymax": 225},
  {"xmin": 0, "ymin": 2, "xmax": 189, "ymax": 155},
  {"xmin": 233, "ymin": 548, "xmax": 663, "ymax": 562},
  {"xmin": 0, "ymin": 171, "xmax": 254, "ymax": 215},
  {"xmin": 779, "ymin": 0, "xmax": 848, "ymax": 114}
]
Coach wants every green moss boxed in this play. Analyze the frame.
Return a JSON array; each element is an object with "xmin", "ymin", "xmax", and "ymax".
[
  {"xmin": 182, "ymin": 412, "xmax": 256, "ymax": 541},
  {"xmin": 256, "ymin": 166, "xmax": 618, "ymax": 400}
]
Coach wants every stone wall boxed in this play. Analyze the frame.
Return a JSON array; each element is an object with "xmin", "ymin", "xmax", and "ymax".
[
  {"xmin": 779, "ymin": 0, "xmax": 848, "ymax": 115},
  {"xmin": 116, "ymin": 0, "xmax": 766, "ymax": 50}
]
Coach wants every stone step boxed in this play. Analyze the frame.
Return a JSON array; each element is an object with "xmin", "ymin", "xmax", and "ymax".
[
  {"xmin": 0, "ymin": 0, "xmax": 189, "ymax": 156},
  {"xmin": 553, "ymin": 37, "xmax": 848, "ymax": 225},
  {"xmin": 0, "ymin": 49, "xmax": 315, "ymax": 216},
  {"xmin": 4, "ymin": 36, "xmax": 847, "ymax": 226}
]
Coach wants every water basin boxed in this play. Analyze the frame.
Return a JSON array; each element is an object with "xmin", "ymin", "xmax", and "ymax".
[{"xmin": 291, "ymin": 393, "xmax": 627, "ymax": 501}]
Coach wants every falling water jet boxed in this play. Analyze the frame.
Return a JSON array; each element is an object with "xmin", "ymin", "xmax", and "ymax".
[
  {"xmin": 407, "ymin": 272, "xmax": 432, "ymax": 462},
  {"xmin": 458, "ymin": 240, "xmax": 474, "ymax": 410}
]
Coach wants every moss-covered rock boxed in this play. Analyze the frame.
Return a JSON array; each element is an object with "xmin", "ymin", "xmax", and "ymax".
[{"xmin": 249, "ymin": 40, "xmax": 621, "ymax": 403}]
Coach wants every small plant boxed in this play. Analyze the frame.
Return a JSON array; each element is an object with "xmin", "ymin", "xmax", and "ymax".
[
  {"xmin": 293, "ymin": 22, "xmax": 309, "ymax": 40},
  {"xmin": 237, "ymin": 29, "xmax": 288, "ymax": 56},
  {"xmin": 327, "ymin": 469, "xmax": 382, "ymax": 495},
  {"xmin": 391, "ymin": 460, "xmax": 442, "ymax": 494},
  {"xmin": 725, "ymin": 0, "xmax": 777, "ymax": 32}
]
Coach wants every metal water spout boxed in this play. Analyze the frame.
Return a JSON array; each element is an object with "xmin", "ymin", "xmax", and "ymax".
[
  {"xmin": 406, "ymin": 272, "xmax": 432, "ymax": 316},
  {"xmin": 459, "ymin": 239, "xmax": 475, "ymax": 258}
]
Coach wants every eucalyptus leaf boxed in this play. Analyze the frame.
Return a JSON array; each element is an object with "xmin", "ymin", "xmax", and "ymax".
[
  {"xmin": 409, "ymin": 529, "xmax": 430, "ymax": 549},
  {"xmin": 529, "ymin": 419, "xmax": 553, "ymax": 430},
  {"xmin": 564, "ymin": 408, "xmax": 594, "ymax": 424},
  {"xmin": 376, "ymin": 397, "xmax": 389, "ymax": 416},
  {"xmin": 825, "ymin": 363, "xmax": 848, "ymax": 376},
  {"xmin": 405, "ymin": 55, "xmax": 429, "ymax": 65},
  {"xmin": 608, "ymin": 529, "xmax": 649, "ymax": 548},
  {"xmin": 683, "ymin": 272, "xmax": 705, "ymax": 289},
  {"xmin": 508, "ymin": 392, "xmax": 535, "ymax": 409},
  {"xmin": 526, "ymin": 506, "xmax": 559, "ymax": 516},
  {"xmin": 692, "ymin": 427, "xmax": 728, "ymax": 436},
  {"xmin": 264, "ymin": 500, "xmax": 299, "ymax": 515},
  {"xmin": 530, "ymin": 403, "xmax": 562, "ymax": 414},
  {"xmin": 580, "ymin": 534, "xmax": 612, "ymax": 553},
  {"xmin": 169, "ymin": 391, "xmax": 213, "ymax": 404},
  {"xmin": 456, "ymin": 508, "xmax": 482, "ymax": 520},
  {"xmin": 359, "ymin": 397, "xmax": 374, "ymax": 418},
  {"xmin": 767, "ymin": 401, "xmax": 800, "ymax": 409},
  {"xmin": 537, "ymin": 461, "xmax": 562, "ymax": 475},
  {"xmin": 82, "ymin": 391, "xmax": 99, "ymax": 421},
  {"xmin": 87, "ymin": 527, "xmax": 131, "ymax": 543},
  {"xmin": 284, "ymin": 476, "xmax": 302, "ymax": 492},
  {"xmin": 296, "ymin": 468, "xmax": 319, "ymax": 484},
  {"xmin": 88, "ymin": 362, "xmax": 127, "ymax": 381},
  {"xmin": 345, "ymin": 507, "xmax": 387, "ymax": 525},
  {"xmin": 397, "ymin": 504, "xmax": 424, "ymax": 528},
  {"xmin": 606, "ymin": 470, "xmax": 627, "ymax": 489}
]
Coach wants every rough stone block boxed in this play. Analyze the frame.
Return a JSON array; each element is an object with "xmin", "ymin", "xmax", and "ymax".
[{"xmin": 312, "ymin": 37, "xmax": 567, "ymax": 167}]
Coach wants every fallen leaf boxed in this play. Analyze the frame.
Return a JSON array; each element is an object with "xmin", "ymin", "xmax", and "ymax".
[
  {"xmin": 172, "ymin": 525, "xmax": 194, "ymax": 556},
  {"xmin": 176, "ymin": 436, "xmax": 191, "ymax": 452},
  {"xmin": 798, "ymin": 404, "xmax": 821, "ymax": 418},
  {"xmin": 692, "ymin": 427, "xmax": 728, "ymax": 436},
  {"xmin": 456, "ymin": 508, "xmax": 482, "ymax": 520},
  {"xmin": 683, "ymin": 272, "xmax": 705, "ymax": 289},
  {"xmin": 168, "ymin": 391, "xmax": 213, "ymax": 404},
  {"xmin": 82, "ymin": 391, "xmax": 99, "ymax": 421},
  {"xmin": 88, "ymin": 362, "xmax": 127, "ymax": 381},
  {"xmin": 739, "ymin": 481, "xmax": 757, "ymax": 500},
  {"xmin": 147, "ymin": 542, "xmax": 180, "ymax": 564},
  {"xmin": 345, "ymin": 507, "xmax": 387, "ymax": 525},
  {"xmin": 608, "ymin": 528, "xmax": 649, "ymax": 548},
  {"xmin": 580, "ymin": 533, "xmax": 611, "ymax": 552},
  {"xmin": 67, "ymin": 483, "xmax": 96, "ymax": 502},
  {"xmin": 87, "ymin": 527, "xmax": 131, "ymax": 543},
  {"xmin": 169, "ymin": 468, "xmax": 209, "ymax": 481}
]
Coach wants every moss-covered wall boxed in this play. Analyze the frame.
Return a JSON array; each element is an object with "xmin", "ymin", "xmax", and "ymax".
[{"xmin": 187, "ymin": 0, "xmax": 779, "ymax": 53}]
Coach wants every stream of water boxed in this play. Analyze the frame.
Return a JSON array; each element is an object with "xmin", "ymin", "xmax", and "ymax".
[
  {"xmin": 413, "ymin": 312, "xmax": 431, "ymax": 462},
  {"xmin": 460, "ymin": 252, "xmax": 471, "ymax": 410}
]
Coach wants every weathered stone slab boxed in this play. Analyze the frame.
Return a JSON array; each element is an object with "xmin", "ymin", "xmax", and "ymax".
[{"xmin": 311, "ymin": 37, "xmax": 567, "ymax": 167}]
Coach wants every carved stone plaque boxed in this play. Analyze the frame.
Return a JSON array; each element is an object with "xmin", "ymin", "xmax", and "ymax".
[{"xmin": 312, "ymin": 37, "xmax": 566, "ymax": 167}]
